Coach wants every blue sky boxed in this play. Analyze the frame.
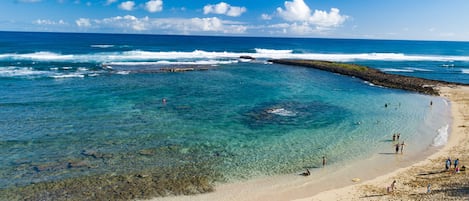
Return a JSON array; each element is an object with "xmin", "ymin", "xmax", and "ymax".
[{"xmin": 1, "ymin": 0, "xmax": 469, "ymax": 41}]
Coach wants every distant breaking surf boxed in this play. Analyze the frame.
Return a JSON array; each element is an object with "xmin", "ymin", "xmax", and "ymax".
[{"xmin": 1, "ymin": 49, "xmax": 469, "ymax": 63}]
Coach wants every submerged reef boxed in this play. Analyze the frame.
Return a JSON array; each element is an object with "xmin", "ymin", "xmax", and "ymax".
[{"xmin": 0, "ymin": 162, "xmax": 220, "ymax": 201}]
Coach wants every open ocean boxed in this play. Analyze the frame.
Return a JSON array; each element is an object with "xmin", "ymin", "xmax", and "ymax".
[{"xmin": 0, "ymin": 31, "xmax": 467, "ymax": 198}]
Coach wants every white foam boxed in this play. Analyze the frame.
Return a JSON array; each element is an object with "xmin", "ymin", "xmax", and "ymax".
[
  {"xmin": 267, "ymin": 108, "xmax": 297, "ymax": 117},
  {"xmin": 0, "ymin": 51, "xmax": 74, "ymax": 61},
  {"xmin": 462, "ymin": 69, "xmax": 469, "ymax": 74},
  {"xmin": 51, "ymin": 74, "xmax": 85, "ymax": 79},
  {"xmin": 105, "ymin": 59, "xmax": 238, "ymax": 66},
  {"xmin": 91, "ymin": 45, "xmax": 115, "ymax": 48},
  {"xmin": 432, "ymin": 124, "xmax": 449, "ymax": 146},
  {"xmin": 238, "ymin": 59, "xmax": 253, "ymax": 62},
  {"xmin": 115, "ymin": 71, "xmax": 130, "ymax": 75},
  {"xmin": 443, "ymin": 99, "xmax": 449, "ymax": 106},
  {"xmin": 405, "ymin": 67, "xmax": 433, "ymax": 72},
  {"xmin": 2, "ymin": 50, "xmax": 469, "ymax": 63},
  {"xmin": 441, "ymin": 64, "xmax": 455, "ymax": 67},
  {"xmin": 380, "ymin": 68, "xmax": 414, "ymax": 72},
  {"xmin": 255, "ymin": 48, "xmax": 293, "ymax": 54},
  {"xmin": 0, "ymin": 67, "xmax": 51, "ymax": 78}
]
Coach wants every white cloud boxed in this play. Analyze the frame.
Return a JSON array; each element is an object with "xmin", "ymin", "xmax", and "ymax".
[
  {"xmin": 105, "ymin": 0, "xmax": 117, "ymax": 5},
  {"xmin": 119, "ymin": 1, "xmax": 135, "ymax": 11},
  {"xmin": 34, "ymin": 19, "xmax": 67, "ymax": 25},
  {"xmin": 277, "ymin": 0, "xmax": 311, "ymax": 21},
  {"xmin": 77, "ymin": 15, "xmax": 247, "ymax": 34},
  {"xmin": 203, "ymin": 2, "xmax": 246, "ymax": 17},
  {"xmin": 101, "ymin": 15, "xmax": 148, "ymax": 31},
  {"xmin": 310, "ymin": 8, "xmax": 347, "ymax": 28},
  {"xmin": 261, "ymin": 14, "xmax": 272, "ymax": 20},
  {"xmin": 276, "ymin": 0, "xmax": 348, "ymax": 34},
  {"xmin": 76, "ymin": 18, "xmax": 91, "ymax": 27},
  {"xmin": 145, "ymin": 0, "xmax": 163, "ymax": 13}
]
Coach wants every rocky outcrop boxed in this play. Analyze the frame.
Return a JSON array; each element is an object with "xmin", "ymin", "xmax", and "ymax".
[
  {"xmin": 269, "ymin": 59, "xmax": 464, "ymax": 95},
  {"xmin": 240, "ymin": 55, "xmax": 256, "ymax": 60}
]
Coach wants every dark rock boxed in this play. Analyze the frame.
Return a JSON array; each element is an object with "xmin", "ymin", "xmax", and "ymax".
[
  {"xmin": 138, "ymin": 149, "xmax": 156, "ymax": 156},
  {"xmin": 67, "ymin": 160, "xmax": 91, "ymax": 169},
  {"xmin": 269, "ymin": 59, "xmax": 467, "ymax": 95},
  {"xmin": 240, "ymin": 55, "xmax": 256, "ymax": 60}
]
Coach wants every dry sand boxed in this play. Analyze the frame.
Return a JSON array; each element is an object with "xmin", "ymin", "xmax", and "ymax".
[{"xmin": 147, "ymin": 85, "xmax": 469, "ymax": 201}]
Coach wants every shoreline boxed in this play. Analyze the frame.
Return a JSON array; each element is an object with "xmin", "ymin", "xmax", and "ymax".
[
  {"xmin": 146, "ymin": 86, "xmax": 468, "ymax": 201},
  {"xmin": 146, "ymin": 60, "xmax": 468, "ymax": 201},
  {"xmin": 308, "ymin": 85, "xmax": 469, "ymax": 200}
]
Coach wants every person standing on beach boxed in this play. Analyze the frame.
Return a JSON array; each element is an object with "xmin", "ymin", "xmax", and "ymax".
[
  {"xmin": 454, "ymin": 158, "xmax": 459, "ymax": 169},
  {"xmin": 395, "ymin": 143, "xmax": 400, "ymax": 154},
  {"xmin": 387, "ymin": 180, "xmax": 397, "ymax": 194},
  {"xmin": 322, "ymin": 156, "xmax": 326, "ymax": 167},
  {"xmin": 392, "ymin": 134, "xmax": 396, "ymax": 141},
  {"xmin": 446, "ymin": 157, "xmax": 452, "ymax": 171},
  {"xmin": 400, "ymin": 141, "xmax": 405, "ymax": 154}
]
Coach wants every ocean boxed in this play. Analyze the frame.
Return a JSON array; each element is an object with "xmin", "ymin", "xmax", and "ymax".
[{"xmin": 0, "ymin": 31, "xmax": 466, "ymax": 199}]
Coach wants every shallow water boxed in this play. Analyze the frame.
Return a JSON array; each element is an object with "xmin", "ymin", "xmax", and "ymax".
[
  {"xmin": 0, "ymin": 61, "xmax": 449, "ymax": 192},
  {"xmin": 0, "ymin": 32, "xmax": 456, "ymax": 199}
]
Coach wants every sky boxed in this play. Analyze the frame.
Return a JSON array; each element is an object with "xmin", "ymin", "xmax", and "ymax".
[{"xmin": 1, "ymin": 0, "xmax": 469, "ymax": 41}]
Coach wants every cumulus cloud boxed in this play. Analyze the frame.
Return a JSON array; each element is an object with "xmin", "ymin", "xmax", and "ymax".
[
  {"xmin": 203, "ymin": 2, "xmax": 246, "ymax": 17},
  {"xmin": 145, "ymin": 0, "xmax": 163, "ymax": 13},
  {"xmin": 77, "ymin": 15, "xmax": 247, "ymax": 34},
  {"xmin": 119, "ymin": 1, "xmax": 135, "ymax": 11},
  {"xmin": 276, "ymin": 0, "xmax": 348, "ymax": 34},
  {"xmin": 76, "ymin": 18, "xmax": 91, "ymax": 27},
  {"xmin": 277, "ymin": 0, "xmax": 311, "ymax": 21}
]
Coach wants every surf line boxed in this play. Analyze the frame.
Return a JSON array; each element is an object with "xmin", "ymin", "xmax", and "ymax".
[{"xmin": 268, "ymin": 59, "xmax": 468, "ymax": 95}]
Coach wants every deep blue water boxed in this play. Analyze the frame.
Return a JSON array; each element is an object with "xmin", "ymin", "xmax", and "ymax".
[{"xmin": 0, "ymin": 31, "xmax": 462, "ymax": 191}]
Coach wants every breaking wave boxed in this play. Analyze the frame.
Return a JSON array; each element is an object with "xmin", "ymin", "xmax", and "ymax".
[
  {"xmin": 2, "ymin": 50, "xmax": 469, "ymax": 63},
  {"xmin": 432, "ymin": 124, "xmax": 449, "ymax": 147}
]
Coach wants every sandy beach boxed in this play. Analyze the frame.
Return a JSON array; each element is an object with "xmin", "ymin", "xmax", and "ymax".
[
  {"xmin": 147, "ymin": 85, "xmax": 469, "ymax": 201},
  {"xmin": 308, "ymin": 85, "xmax": 469, "ymax": 200}
]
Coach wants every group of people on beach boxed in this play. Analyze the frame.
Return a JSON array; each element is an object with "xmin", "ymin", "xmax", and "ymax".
[
  {"xmin": 445, "ymin": 157, "xmax": 464, "ymax": 173},
  {"xmin": 392, "ymin": 133, "xmax": 405, "ymax": 154}
]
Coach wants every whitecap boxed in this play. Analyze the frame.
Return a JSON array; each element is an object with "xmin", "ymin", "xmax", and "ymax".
[
  {"xmin": 0, "ymin": 67, "xmax": 51, "ymax": 78},
  {"xmin": 115, "ymin": 71, "xmax": 130, "ymax": 75},
  {"xmin": 462, "ymin": 69, "xmax": 469, "ymax": 74},
  {"xmin": 51, "ymin": 74, "xmax": 85, "ymax": 79},
  {"xmin": 2, "ymin": 50, "xmax": 469, "ymax": 63},
  {"xmin": 91, "ymin": 45, "xmax": 115, "ymax": 48},
  {"xmin": 380, "ymin": 68, "xmax": 414, "ymax": 72},
  {"xmin": 254, "ymin": 48, "xmax": 293, "ymax": 54}
]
